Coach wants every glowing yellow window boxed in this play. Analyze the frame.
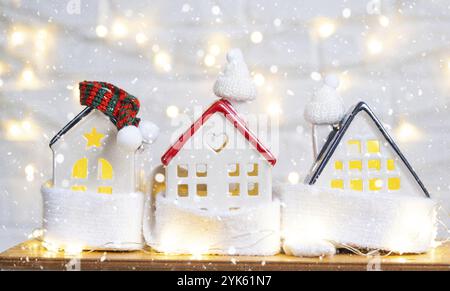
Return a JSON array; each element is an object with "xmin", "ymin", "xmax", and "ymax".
[
  {"xmin": 367, "ymin": 140, "xmax": 380, "ymax": 153},
  {"xmin": 72, "ymin": 158, "xmax": 88, "ymax": 179},
  {"xmin": 228, "ymin": 164, "xmax": 240, "ymax": 177},
  {"xmin": 98, "ymin": 186, "xmax": 112, "ymax": 194},
  {"xmin": 331, "ymin": 179, "xmax": 344, "ymax": 189},
  {"xmin": 349, "ymin": 160, "xmax": 362, "ymax": 171},
  {"xmin": 247, "ymin": 163, "xmax": 258, "ymax": 176},
  {"xmin": 248, "ymin": 182, "xmax": 259, "ymax": 196},
  {"xmin": 177, "ymin": 184, "xmax": 189, "ymax": 197},
  {"xmin": 98, "ymin": 158, "xmax": 113, "ymax": 180},
  {"xmin": 369, "ymin": 178, "xmax": 383, "ymax": 191},
  {"xmin": 387, "ymin": 159, "xmax": 395, "ymax": 171},
  {"xmin": 350, "ymin": 179, "xmax": 363, "ymax": 191},
  {"xmin": 347, "ymin": 140, "xmax": 361, "ymax": 154},
  {"xmin": 388, "ymin": 177, "xmax": 401, "ymax": 190},
  {"xmin": 368, "ymin": 159, "xmax": 381, "ymax": 170},
  {"xmin": 334, "ymin": 161, "xmax": 343, "ymax": 170},
  {"xmin": 71, "ymin": 185, "xmax": 87, "ymax": 192},
  {"xmin": 196, "ymin": 184, "xmax": 207, "ymax": 197},
  {"xmin": 228, "ymin": 183, "xmax": 240, "ymax": 196}
]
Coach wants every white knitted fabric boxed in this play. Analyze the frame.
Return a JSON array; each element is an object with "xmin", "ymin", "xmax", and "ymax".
[
  {"xmin": 146, "ymin": 195, "xmax": 280, "ymax": 255},
  {"xmin": 42, "ymin": 185, "xmax": 145, "ymax": 250},
  {"xmin": 278, "ymin": 184, "xmax": 437, "ymax": 256},
  {"xmin": 213, "ymin": 48, "xmax": 257, "ymax": 102},
  {"xmin": 283, "ymin": 238, "xmax": 336, "ymax": 257},
  {"xmin": 304, "ymin": 75, "xmax": 346, "ymax": 125}
]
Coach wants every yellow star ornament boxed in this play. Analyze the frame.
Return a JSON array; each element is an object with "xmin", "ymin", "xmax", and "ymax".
[{"xmin": 83, "ymin": 127, "xmax": 105, "ymax": 148}]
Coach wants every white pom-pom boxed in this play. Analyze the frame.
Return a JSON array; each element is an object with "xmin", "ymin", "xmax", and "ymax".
[
  {"xmin": 117, "ymin": 125, "xmax": 143, "ymax": 152},
  {"xmin": 226, "ymin": 48, "xmax": 244, "ymax": 62},
  {"xmin": 324, "ymin": 74, "xmax": 340, "ymax": 89},
  {"xmin": 139, "ymin": 120, "xmax": 160, "ymax": 144}
]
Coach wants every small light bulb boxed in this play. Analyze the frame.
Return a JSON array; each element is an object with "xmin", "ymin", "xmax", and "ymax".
[
  {"xmin": 96, "ymin": 25, "xmax": 108, "ymax": 38},
  {"xmin": 250, "ymin": 31, "xmax": 263, "ymax": 44}
]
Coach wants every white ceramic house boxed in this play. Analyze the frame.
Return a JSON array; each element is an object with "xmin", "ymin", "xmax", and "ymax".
[
  {"xmin": 50, "ymin": 108, "xmax": 137, "ymax": 194},
  {"xmin": 42, "ymin": 106, "xmax": 146, "ymax": 250},
  {"xmin": 306, "ymin": 101, "xmax": 430, "ymax": 198},
  {"xmin": 161, "ymin": 99, "xmax": 277, "ymax": 212}
]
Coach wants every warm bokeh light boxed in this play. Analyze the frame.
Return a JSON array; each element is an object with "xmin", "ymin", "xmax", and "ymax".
[
  {"xmin": 135, "ymin": 32, "xmax": 148, "ymax": 45},
  {"xmin": 96, "ymin": 25, "xmax": 108, "ymax": 38},
  {"xmin": 18, "ymin": 67, "xmax": 39, "ymax": 89},
  {"xmin": 208, "ymin": 44, "xmax": 221, "ymax": 56},
  {"xmin": 250, "ymin": 31, "xmax": 263, "ymax": 44},
  {"xmin": 253, "ymin": 73, "xmax": 265, "ymax": 86},
  {"xmin": 288, "ymin": 172, "xmax": 300, "ymax": 184},
  {"xmin": 367, "ymin": 38, "xmax": 384, "ymax": 55},
  {"xmin": 204, "ymin": 54, "xmax": 216, "ymax": 67},
  {"xmin": 395, "ymin": 121, "xmax": 422, "ymax": 143},
  {"xmin": 9, "ymin": 29, "xmax": 26, "ymax": 47},
  {"xmin": 267, "ymin": 101, "xmax": 282, "ymax": 117},
  {"xmin": 3, "ymin": 119, "xmax": 39, "ymax": 141},
  {"xmin": 314, "ymin": 18, "xmax": 336, "ymax": 39},
  {"xmin": 166, "ymin": 105, "xmax": 179, "ymax": 118},
  {"xmin": 25, "ymin": 164, "xmax": 35, "ymax": 182},
  {"xmin": 379, "ymin": 15, "xmax": 390, "ymax": 27},
  {"xmin": 342, "ymin": 8, "xmax": 351, "ymax": 18},
  {"xmin": 112, "ymin": 19, "xmax": 128, "ymax": 38},
  {"xmin": 153, "ymin": 51, "xmax": 172, "ymax": 72}
]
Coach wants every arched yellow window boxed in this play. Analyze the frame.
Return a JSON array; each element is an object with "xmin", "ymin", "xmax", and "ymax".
[
  {"xmin": 72, "ymin": 157, "xmax": 88, "ymax": 179},
  {"xmin": 98, "ymin": 158, "xmax": 113, "ymax": 180}
]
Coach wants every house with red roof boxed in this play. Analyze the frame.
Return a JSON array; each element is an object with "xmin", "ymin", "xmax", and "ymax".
[{"xmin": 161, "ymin": 99, "xmax": 276, "ymax": 212}]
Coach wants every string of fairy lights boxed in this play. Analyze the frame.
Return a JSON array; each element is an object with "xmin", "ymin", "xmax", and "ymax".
[{"xmin": 0, "ymin": 0, "xmax": 449, "ymax": 188}]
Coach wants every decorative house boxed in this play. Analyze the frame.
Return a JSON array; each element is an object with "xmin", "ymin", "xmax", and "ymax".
[
  {"xmin": 147, "ymin": 49, "xmax": 281, "ymax": 255},
  {"xmin": 306, "ymin": 101, "xmax": 430, "ymax": 197},
  {"xmin": 280, "ymin": 76, "xmax": 436, "ymax": 257},
  {"xmin": 42, "ymin": 81, "xmax": 158, "ymax": 251},
  {"xmin": 161, "ymin": 99, "xmax": 276, "ymax": 212}
]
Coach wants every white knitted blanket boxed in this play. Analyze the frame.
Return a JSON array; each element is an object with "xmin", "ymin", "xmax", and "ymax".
[
  {"xmin": 277, "ymin": 184, "xmax": 437, "ymax": 256},
  {"xmin": 144, "ymin": 195, "xmax": 281, "ymax": 255},
  {"xmin": 42, "ymin": 185, "xmax": 145, "ymax": 250}
]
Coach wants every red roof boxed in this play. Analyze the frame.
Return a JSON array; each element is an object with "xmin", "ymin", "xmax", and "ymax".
[{"xmin": 161, "ymin": 99, "xmax": 277, "ymax": 166}]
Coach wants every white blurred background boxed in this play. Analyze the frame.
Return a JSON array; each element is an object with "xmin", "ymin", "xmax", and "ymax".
[{"xmin": 0, "ymin": 0, "xmax": 449, "ymax": 251}]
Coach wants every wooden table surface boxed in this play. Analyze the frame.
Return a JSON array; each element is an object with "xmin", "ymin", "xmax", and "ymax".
[{"xmin": 0, "ymin": 240, "xmax": 449, "ymax": 271}]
